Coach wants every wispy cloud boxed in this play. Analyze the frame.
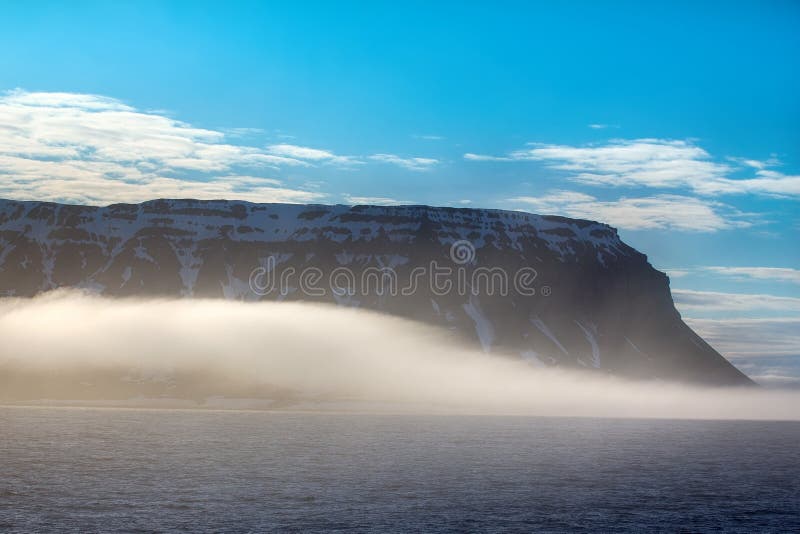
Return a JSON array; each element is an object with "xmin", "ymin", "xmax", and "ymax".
[
  {"xmin": 266, "ymin": 143, "xmax": 361, "ymax": 166},
  {"xmin": 662, "ymin": 266, "xmax": 800, "ymax": 284},
  {"xmin": 413, "ymin": 134, "xmax": 445, "ymax": 141},
  {"xmin": 369, "ymin": 154, "xmax": 438, "ymax": 171},
  {"xmin": 463, "ymin": 153, "xmax": 513, "ymax": 162},
  {"xmin": 703, "ymin": 266, "xmax": 800, "ymax": 285},
  {"xmin": 468, "ymin": 138, "xmax": 800, "ymax": 197},
  {"xmin": 0, "ymin": 90, "xmax": 445, "ymax": 205},
  {"xmin": 516, "ymin": 139, "xmax": 724, "ymax": 189},
  {"xmin": 672, "ymin": 289, "xmax": 800, "ymax": 313},
  {"xmin": 1, "ymin": 173, "xmax": 323, "ymax": 205},
  {"xmin": 702, "ymin": 169, "xmax": 800, "ymax": 196},
  {"xmin": 343, "ymin": 195, "xmax": 411, "ymax": 205},
  {"xmin": 0, "ymin": 89, "xmax": 322, "ymax": 204},
  {"xmin": 727, "ymin": 156, "xmax": 781, "ymax": 170},
  {"xmin": 587, "ymin": 124, "xmax": 618, "ymax": 130},
  {"xmin": 223, "ymin": 127, "xmax": 265, "ymax": 138},
  {"xmin": 509, "ymin": 191, "xmax": 748, "ymax": 232}
]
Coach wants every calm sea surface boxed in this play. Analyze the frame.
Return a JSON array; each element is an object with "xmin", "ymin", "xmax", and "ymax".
[{"xmin": 1, "ymin": 407, "xmax": 798, "ymax": 533}]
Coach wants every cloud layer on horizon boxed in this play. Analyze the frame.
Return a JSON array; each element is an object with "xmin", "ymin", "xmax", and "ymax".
[
  {"xmin": 702, "ymin": 266, "xmax": 800, "ymax": 285},
  {"xmin": 684, "ymin": 317, "xmax": 800, "ymax": 388},
  {"xmin": 672, "ymin": 289, "xmax": 800, "ymax": 314}
]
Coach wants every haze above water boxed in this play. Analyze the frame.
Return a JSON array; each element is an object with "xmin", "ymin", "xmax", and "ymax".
[{"xmin": 1, "ymin": 291, "xmax": 798, "ymax": 421}]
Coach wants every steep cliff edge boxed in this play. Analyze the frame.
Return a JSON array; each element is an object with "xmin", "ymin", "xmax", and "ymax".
[{"xmin": 0, "ymin": 198, "xmax": 752, "ymax": 385}]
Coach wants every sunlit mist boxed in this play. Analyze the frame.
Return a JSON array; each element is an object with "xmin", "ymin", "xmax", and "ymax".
[{"xmin": 1, "ymin": 290, "xmax": 798, "ymax": 420}]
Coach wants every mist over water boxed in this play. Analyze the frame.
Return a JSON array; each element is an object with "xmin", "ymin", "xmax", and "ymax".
[{"xmin": 1, "ymin": 290, "xmax": 798, "ymax": 420}]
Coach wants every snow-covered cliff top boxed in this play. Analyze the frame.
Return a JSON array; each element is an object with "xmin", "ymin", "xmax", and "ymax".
[{"xmin": 0, "ymin": 198, "xmax": 628, "ymax": 261}]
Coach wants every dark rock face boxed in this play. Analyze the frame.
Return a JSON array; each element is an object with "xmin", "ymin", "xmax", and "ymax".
[{"xmin": 0, "ymin": 198, "xmax": 752, "ymax": 386}]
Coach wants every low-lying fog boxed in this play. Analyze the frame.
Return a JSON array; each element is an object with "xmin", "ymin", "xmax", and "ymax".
[{"xmin": 1, "ymin": 290, "xmax": 798, "ymax": 420}]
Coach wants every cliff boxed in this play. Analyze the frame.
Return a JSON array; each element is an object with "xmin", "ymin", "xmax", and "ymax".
[{"xmin": 0, "ymin": 198, "xmax": 752, "ymax": 385}]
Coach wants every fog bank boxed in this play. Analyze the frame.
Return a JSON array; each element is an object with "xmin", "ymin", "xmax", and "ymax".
[{"xmin": 1, "ymin": 291, "xmax": 798, "ymax": 420}]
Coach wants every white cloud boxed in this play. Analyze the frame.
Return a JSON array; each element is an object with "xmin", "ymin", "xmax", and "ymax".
[
  {"xmin": 515, "ymin": 139, "xmax": 730, "ymax": 188},
  {"xmin": 343, "ymin": 195, "xmax": 411, "ymax": 205},
  {"xmin": 266, "ymin": 143, "xmax": 360, "ymax": 165},
  {"xmin": 0, "ymin": 90, "xmax": 449, "ymax": 205},
  {"xmin": 469, "ymin": 138, "xmax": 800, "ymax": 197},
  {"xmin": 0, "ymin": 172, "xmax": 323, "ymax": 205},
  {"xmin": 413, "ymin": 134, "xmax": 444, "ymax": 141},
  {"xmin": 4, "ymin": 90, "xmax": 136, "ymax": 111},
  {"xmin": 509, "ymin": 191, "xmax": 747, "ymax": 232},
  {"xmin": 223, "ymin": 127, "xmax": 265, "ymax": 137},
  {"xmin": 0, "ymin": 89, "xmax": 322, "ymax": 205},
  {"xmin": 369, "ymin": 154, "xmax": 438, "ymax": 171},
  {"xmin": 727, "ymin": 156, "xmax": 781, "ymax": 170},
  {"xmin": 703, "ymin": 266, "xmax": 800, "ymax": 285},
  {"xmin": 463, "ymin": 153, "xmax": 512, "ymax": 162},
  {"xmin": 660, "ymin": 266, "xmax": 800, "ymax": 285},
  {"xmin": 696, "ymin": 169, "xmax": 800, "ymax": 196},
  {"xmin": 672, "ymin": 289, "xmax": 800, "ymax": 313}
]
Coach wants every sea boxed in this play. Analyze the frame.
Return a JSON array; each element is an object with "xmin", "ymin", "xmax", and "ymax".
[{"xmin": 1, "ymin": 406, "xmax": 798, "ymax": 533}]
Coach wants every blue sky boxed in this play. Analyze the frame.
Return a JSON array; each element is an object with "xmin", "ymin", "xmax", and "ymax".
[{"xmin": 1, "ymin": 1, "xmax": 798, "ymax": 384}]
